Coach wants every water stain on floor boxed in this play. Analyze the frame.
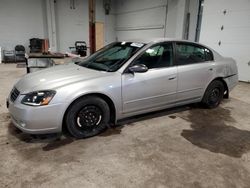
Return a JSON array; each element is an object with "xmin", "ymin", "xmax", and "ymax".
[
  {"xmin": 99, "ymin": 127, "xmax": 122, "ymax": 137},
  {"xmin": 181, "ymin": 106, "xmax": 250, "ymax": 158},
  {"xmin": 7, "ymin": 123, "xmax": 77, "ymax": 163},
  {"xmin": 8, "ymin": 123, "xmax": 36, "ymax": 143},
  {"xmin": 8, "ymin": 123, "xmax": 73, "ymax": 146},
  {"xmin": 42, "ymin": 137, "xmax": 74, "ymax": 151},
  {"xmin": 117, "ymin": 105, "xmax": 190, "ymax": 125},
  {"xmin": 169, "ymin": 115, "xmax": 177, "ymax": 119}
]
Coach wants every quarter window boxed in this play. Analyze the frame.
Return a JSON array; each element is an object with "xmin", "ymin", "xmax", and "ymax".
[
  {"xmin": 176, "ymin": 43, "xmax": 210, "ymax": 65},
  {"xmin": 205, "ymin": 48, "xmax": 213, "ymax": 61},
  {"xmin": 133, "ymin": 43, "xmax": 173, "ymax": 69}
]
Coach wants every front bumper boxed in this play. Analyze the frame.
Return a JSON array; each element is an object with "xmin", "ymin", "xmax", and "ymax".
[{"xmin": 7, "ymin": 96, "xmax": 66, "ymax": 134}]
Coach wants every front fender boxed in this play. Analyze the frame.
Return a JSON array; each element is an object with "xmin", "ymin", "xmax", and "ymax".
[{"xmin": 51, "ymin": 75, "xmax": 123, "ymax": 123}]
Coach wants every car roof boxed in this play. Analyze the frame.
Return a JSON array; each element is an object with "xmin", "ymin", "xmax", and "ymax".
[
  {"xmin": 119, "ymin": 38, "xmax": 223, "ymax": 60},
  {"xmin": 120, "ymin": 38, "xmax": 213, "ymax": 49},
  {"xmin": 120, "ymin": 38, "xmax": 190, "ymax": 44}
]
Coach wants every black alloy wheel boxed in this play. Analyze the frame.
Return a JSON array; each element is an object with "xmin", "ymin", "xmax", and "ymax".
[
  {"xmin": 65, "ymin": 96, "xmax": 110, "ymax": 138},
  {"xmin": 202, "ymin": 80, "xmax": 224, "ymax": 109},
  {"xmin": 76, "ymin": 105, "xmax": 103, "ymax": 131}
]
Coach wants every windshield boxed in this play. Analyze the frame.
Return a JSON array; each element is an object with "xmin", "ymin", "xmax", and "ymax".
[{"xmin": 77, "ymin": 42, "xmax": 145, "ymax": 72}]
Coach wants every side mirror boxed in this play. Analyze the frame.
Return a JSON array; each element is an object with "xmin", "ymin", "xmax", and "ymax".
[{"xmin": 128, "ymin": 64, "xmax": 148, "ymax": 73}]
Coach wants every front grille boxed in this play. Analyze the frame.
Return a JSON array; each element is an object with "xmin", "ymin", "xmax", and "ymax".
[{"xmin": 10, "ymin": 87, "xmax": 20, "ymax": 102}]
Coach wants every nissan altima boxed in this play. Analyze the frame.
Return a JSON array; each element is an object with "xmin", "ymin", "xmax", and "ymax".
[{"xmin": 7, "ymin": 38, "xmax": 238, "ymax": 138}]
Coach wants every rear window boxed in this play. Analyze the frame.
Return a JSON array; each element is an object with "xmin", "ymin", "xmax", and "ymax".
[{"xmin": 176, "ymin": 43, "xmax": 213, "ymax": 65}]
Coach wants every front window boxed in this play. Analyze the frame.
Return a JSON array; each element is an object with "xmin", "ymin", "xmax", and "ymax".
[
  {"xmin": 132, "ymin": 43, "xmax": 173, "ymax": 69},
  {"xmin": 77, "ymin": 42, "xmax": 145, "ymax": 72}
]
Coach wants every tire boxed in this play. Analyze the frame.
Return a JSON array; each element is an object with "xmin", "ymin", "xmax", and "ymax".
[
  {"xmin": 65, "ymin": 96, "xmax": 110, "ymax": 139},
  {"xmin": 202, "ymin": 80, "xmax": 225, "ymax": 109}
]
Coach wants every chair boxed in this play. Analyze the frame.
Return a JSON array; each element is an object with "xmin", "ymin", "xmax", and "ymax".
[
  {"xmin": 3, "ymin": 50, "xmax": 15, "ymax": 63},
  {"xmin": 15, "ymin": 45, "xmax": 26, "ymax": 62}
]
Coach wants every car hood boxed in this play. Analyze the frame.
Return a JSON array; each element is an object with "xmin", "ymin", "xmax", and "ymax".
[{"xmin": 15, "ymin": 63, "xmax": 110, "ymax": 94}]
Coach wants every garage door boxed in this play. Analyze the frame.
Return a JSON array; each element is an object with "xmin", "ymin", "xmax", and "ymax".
[
  {"xmin": 115, "ymin": 0, "xmax": 168, "ymax": 41},
  {"xmin": 199, "ymin": 0, "xmax": 250, "ymax": 82}
]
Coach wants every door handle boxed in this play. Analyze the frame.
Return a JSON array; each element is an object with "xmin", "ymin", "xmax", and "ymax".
[{"xmin": 168, "ymin": 76, "xmax": 176, "ymax": 80}]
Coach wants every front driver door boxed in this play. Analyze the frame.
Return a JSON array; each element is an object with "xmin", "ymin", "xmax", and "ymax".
[{"xmin": 122, "ymin": 42, "xmax": 177, "ymax": 114}]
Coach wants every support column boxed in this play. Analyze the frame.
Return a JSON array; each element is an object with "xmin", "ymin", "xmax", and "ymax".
[
  {"xmin": 165, "ymin": 0, "xmax": 187, "ymax": 39},
  {"xmin": 89, "ymin": 0, "xmax": 96, "ymax": 54},
  {"xmin": 46, "ymin": 0, "xmax": 57, "ymax": 52},
  {"xmin": 175, "ymin": 0, "xmax": 187, "ymax": 39}
]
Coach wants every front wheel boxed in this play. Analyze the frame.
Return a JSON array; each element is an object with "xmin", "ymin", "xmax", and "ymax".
[
  {"xmin": 202, "ymin": 80, "xmax": 225, "ymax": 109},
  {"xmin": 65, "ymin": 96, "xmax": 110, "ymax": 138}
]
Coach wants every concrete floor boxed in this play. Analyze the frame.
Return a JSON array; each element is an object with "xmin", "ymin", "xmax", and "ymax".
[{"xmin": 1, "ymin": 64, "xmax": 250, "ymax": 188}]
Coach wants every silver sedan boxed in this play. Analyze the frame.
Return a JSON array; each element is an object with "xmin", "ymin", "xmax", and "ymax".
[{"xmin": 7, "ymin": 38, "xmax": 238, "ymax": 138}]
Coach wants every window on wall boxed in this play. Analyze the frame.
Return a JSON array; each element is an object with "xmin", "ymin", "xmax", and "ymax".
[
  {"xmin": 176, "ymin": 43, "xmax": 213, "ymax": 65},
  {"xmin": 133, "ymin": 43, "xmax": 173, "ymax": 69}
]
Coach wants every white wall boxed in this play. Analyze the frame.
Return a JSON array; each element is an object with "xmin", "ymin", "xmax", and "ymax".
[
  {"xmin": 55, "ymin": 0, "xmax": 89, "ymax": 53},
  {"xmin": 53, "ymin": 0, "xmax": 116, "ymax": 52},
  {"xmin": 165, "ymin": 0, "xmax": 186, "ymax": 38},
  {"xmin": 0, "ymin": 0, "xmax": 200, "ymax": 54},
  {"xmin": 164, "ymin": 0, "xmax": 178, "ymax": 38},
  {"xmin": 199, "ymin": 0, "xmax": 250, "ymax": 82},
  {"xmin": 0, "ymin": 0, "xmax": 115, "ymax": 54},
  {"xmin": 187, "ymin": 0, "xmax": 199, "ymax": 41},
  {"xmin": 165, "ymin": 0, "xmax": 198, "ymax": 41},
  {"xmin": 95, "ymin": 0, "xmax": 116, "ymax": 44},
  {"xmin": 46, "ymin": 0, "xmax": 57, "ymax": 51},
  {"xmin": 114, "ymin": 0, "xmax": 198, "ymax": 41},
  {"xmin": 0, "ymin": 0, "xmax": 47, "ymax": 51}
]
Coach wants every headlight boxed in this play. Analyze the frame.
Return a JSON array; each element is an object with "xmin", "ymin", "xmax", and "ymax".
[{"xmin": 21, "ymin": 90, "xmax": 56, "ymax": 106}]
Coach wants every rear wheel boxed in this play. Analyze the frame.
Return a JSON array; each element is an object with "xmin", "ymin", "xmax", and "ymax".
[
  {"xmin": 65, "ymin": 96, "xmax": 110, "ymax": 138},
  {"xmin": 202, "ymin": 80, "xmax": 225, "ymax": 109}
]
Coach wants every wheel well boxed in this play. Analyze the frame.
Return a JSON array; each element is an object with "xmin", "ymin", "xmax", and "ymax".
[
  {"xmin": 213, "ymin": 77, "xmax": 229, "ymax": 98},
  {"xmin": 62, "ymin": 93, "xmax": 116, "ymax": 133}
]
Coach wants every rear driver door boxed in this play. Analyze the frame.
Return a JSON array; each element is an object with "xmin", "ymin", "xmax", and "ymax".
[{"xmin": 175, "ymin": 42, "xmax": 215, "ymax": 103}]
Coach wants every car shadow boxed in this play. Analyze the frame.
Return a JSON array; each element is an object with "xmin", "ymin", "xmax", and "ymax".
[
  {"xmin": 7, "ymin": 123, "xmax": 75, "ymax": 151},
  {"xmin": 8, "ymin": 100, "xmax": 250, "ymax": 157},
  {"xmin": 7, "ymin": 104, "xmax": 193, "ymax": 147},
  {"xmin": 100, "ymin": 104, "xmax": 192, "ymax": 137}
]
